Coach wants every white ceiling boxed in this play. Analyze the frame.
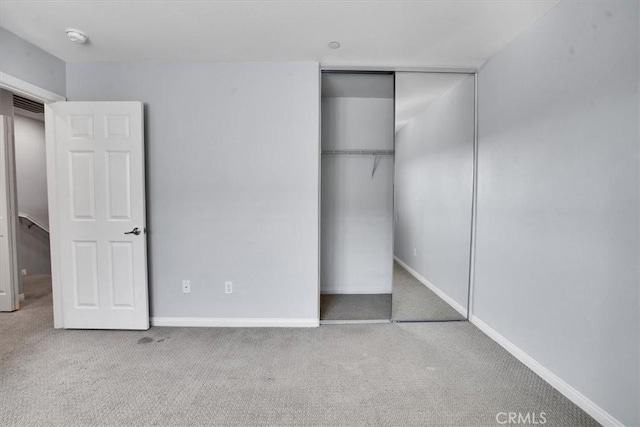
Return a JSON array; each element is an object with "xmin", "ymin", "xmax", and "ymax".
[
  {"xmin": 0, "ymin": 0, "xmax": 559, "ymax": 67},
  {"xmin": 395, "ymin": 73, "xmax": 471, "ymax": 131}
]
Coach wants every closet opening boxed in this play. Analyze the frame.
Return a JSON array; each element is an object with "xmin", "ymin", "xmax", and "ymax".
[
  {"xmin": 320, "ymin": 71, "xmax": 395, "ymax": 322},
  {"xmin": 319, "ymin": 70, "xmax": 476, "ymax": 324}
]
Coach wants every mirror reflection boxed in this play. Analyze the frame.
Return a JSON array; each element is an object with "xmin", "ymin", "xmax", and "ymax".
[{"xmin": 392, "ymin": 72, "xmax": 475, "ymax": 321}]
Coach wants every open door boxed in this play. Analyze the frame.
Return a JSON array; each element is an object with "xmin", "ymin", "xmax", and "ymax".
[
  {"xmin": 46, "ymin": 102, "xmax": 149, "ymax": 329},
  {"xmin": 0, "ymin": 115, "xmax": 20, "ymax": 312}
]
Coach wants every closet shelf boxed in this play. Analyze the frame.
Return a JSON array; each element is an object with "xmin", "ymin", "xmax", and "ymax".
[{"xmin": 321, "ymin": 149, "xmax": 394, "ymax": 155}]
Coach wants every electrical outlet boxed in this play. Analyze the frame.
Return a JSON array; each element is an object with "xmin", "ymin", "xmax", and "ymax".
[
  {"xmin": 225, "ymin": 281, "xmax": 233, "ymax": 294},
  {"xmin": 21, "ymin": 269, "xmax": 27, "ymax": 276},
  {"xmin": 182, "ymin": 280, "xmax": 191, "ymax": 294},
  {"xmin": 413, "ymin": 248, "xmax": 417, "ymax": 257}
]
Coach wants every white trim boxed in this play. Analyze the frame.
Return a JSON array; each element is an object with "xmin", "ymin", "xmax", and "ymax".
[
  {"xmin": 470, "ymin": 315, "xmax": 624, "ymax": 427},
  {"xmin": 321, "ymin": 286, "xmax": 392, "ymax": 295},
  {"xmin": 0, "ymin": 116, "xmax": 20, "ymax": 312},
  {"xmin": 0, "ymin": 72, "xmax": 65, "ymax": 103},
  {"xmin": 44, "ymin": 105, "xmax": 63, "ymax": 328},
  {"xmin": 394, "ymin": 256, "xmax": 467, "ymax": 317},
  {"xmin": 18, "ymin": 293, "xmax": 24, "ymax": 302},
  {"xmin": 316, "ymin": 64, "xmax": 322, "ymax": 324},
  {"xmin": 320, "ymin": 65, "xmax": 477, "ymax": 74},
  {"xmin": 467, "ymin": 72, "xmax": 479, "ymax": 320},
  {"xmin": 151, "ymin": 317, "xmax": 320, "ymax": 328}
]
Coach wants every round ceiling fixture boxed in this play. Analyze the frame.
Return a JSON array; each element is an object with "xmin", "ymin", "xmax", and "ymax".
[
  {"xmin": 66, "ymin": 28, "xmax": 88, "ymax": 44},
  {"xmin": 328, "ymin": 41, "xmax": 341, "ymax": 50}
]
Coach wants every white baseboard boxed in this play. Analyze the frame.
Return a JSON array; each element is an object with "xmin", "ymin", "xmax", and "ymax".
[
  {"xmin": 18, "ymin": 293, "xmax": 24, "ymax": 302},
  {"xmin": 393, "ymin": 256, "xmax": 467, "ymax": 317},
  {"xmin": 150, "ymin": 317, "xmax": 319, "ymax": 328},
  {"xmin": 470, "ymin": 315, "xmax": 624, "ymax": 427}
]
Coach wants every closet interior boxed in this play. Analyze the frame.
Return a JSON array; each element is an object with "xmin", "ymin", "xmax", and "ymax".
[{"xmin": 320, "ymin": 72, "xmax": 395, "ymax": 321}]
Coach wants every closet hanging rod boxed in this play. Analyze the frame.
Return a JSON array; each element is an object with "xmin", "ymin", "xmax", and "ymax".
[{"xmin": 321, "ymin": 149, "xmax": 394, "ymax": 155}]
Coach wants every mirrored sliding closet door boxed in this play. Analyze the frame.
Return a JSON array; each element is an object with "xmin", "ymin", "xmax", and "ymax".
[{"xmin": 392, "ymin": 72, "xmax": 475, "ymax": 322}]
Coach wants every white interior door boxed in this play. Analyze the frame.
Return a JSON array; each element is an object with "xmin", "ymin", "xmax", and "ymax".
[
  {"xmin": 0, "ymin": 115, "xmax": 19, "ymax": 312},
  {"xmin": 46, "ymin": 102, "xmax": 148, "ymax": 329}
]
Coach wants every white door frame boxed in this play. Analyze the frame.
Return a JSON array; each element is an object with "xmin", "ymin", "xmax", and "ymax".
[
  {"xmin": 0, "ymin": 115, "xmax": 20, "ymax": 311},
  {"xmin": 0, "ymin": 72, "xmax": 65, "ymax": 104},
  {"xmin": 44, "ymin": 105, "xmax": 62, "ymax": 327},
  {"xmin": 0, "ymin": 73, "xmax": 65, "ymax": 324}
]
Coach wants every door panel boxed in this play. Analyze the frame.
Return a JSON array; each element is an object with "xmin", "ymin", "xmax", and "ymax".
[
  {"xmin": 106, "ymin": 152, "xmax": 131, "ymax": 220},
  {"xmin": 73, "ymin": 240, "xmax": 99, "ymax": 307},
  {"xmin": 69, "ymin": 152, "xmax": 96, "ymax": 219},
  {"xmin": 48, "ymin": 102, "xmax": 148, "ymax": 329},
  {"xmin": 109, "ymin": 241, "xmax": 135, "ymax": 307}
]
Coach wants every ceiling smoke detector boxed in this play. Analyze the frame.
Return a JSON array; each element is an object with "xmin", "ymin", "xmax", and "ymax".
[
  {"xmin": 328, "ymin": 41, "xmax": 341, "ymax": 49},
  {"xmin": 66, "ymin": 28, "xmax": 88, "ymax": 44}
]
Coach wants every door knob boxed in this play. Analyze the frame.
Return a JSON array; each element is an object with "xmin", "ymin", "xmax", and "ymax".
[{"xmin": 124, "ymin": 227, "xmax": 141, "ymax": 236}]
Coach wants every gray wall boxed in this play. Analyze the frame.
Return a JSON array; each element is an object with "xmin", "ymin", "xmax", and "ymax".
[
  {"xmin": 475, "ymin": 1, "xmax": 639, "ymax": 425},
  {"xmin": 0, "ymin": 27, "xmax": 66, "ymax": 96},
  {"xmin": 322, "ymin": 97, "xmax": 395, "ymax": 150},
  {"xmin": 66, "ymin": 62, "xmax": 320, "ymax": 320},
  {"xmin": 17, "ymin": 223, "xmax": 50, "ymax": 277},
  {"xmin": 394, "ymin": 75, "xmax": 474, "ymax": 310},
  {"xmin": 14, "ymin": 115, "xmax": 48, "ymax": 227},
  {"xmin": 321, "ymin": 155, "xmax": 394, "ymax": 294},
  {"xmin": 321, "ymin": 92, "xmax": 394, "ymax": 294},
  {"xmin": 14, "ymin": 114, "xmax": 51, "ymax": 276}
]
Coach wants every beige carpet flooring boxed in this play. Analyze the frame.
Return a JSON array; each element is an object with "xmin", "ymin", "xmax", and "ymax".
[{"xmin": 0, "ymin": 275, "xmax": 597, "ymax": 426}]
